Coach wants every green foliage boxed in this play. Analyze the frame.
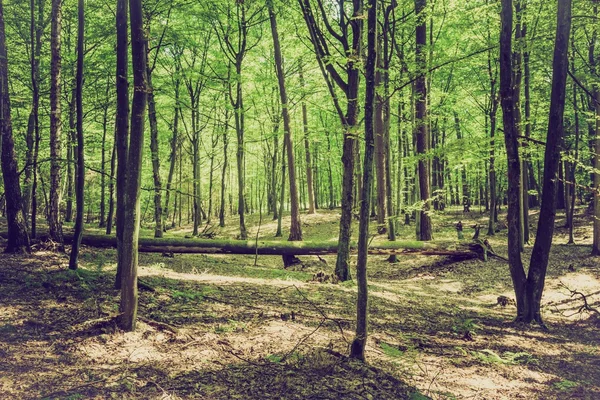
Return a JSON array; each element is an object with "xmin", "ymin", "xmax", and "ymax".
[
  {"xmin": 553, "ymin": 379, "xmax": 579, "ymax": 391},
  {"xmin": 170, "ymin": 289, "xmax": 204, "ymax": 303},
  {"xmin": 379, "ymin": 342, "xmax": 404, "ymax": 358},
  {"xmin": 471, "ymin": 349, "xmax": 537, "ymax": 366},
  {"xmin": 452, "ymin": 316, "xmax": 481, "ymax": 338}
]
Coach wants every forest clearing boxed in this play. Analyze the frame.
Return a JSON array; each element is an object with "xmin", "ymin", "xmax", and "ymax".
[
  {"xmin": 1, "ymin": 0, "xmax": 600, "ymax": 398},
  {"xmin": 1, "ymin": 208, "xmax": 599, "ymax": 399}
]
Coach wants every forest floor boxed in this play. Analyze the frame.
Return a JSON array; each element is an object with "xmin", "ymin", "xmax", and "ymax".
[{"xmin": 0, "ymin": 206, "xmax": 599, "ymax": 399}]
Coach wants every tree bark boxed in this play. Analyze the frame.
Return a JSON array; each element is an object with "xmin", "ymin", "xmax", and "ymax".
[
  {"xmin": 68, "ymin": 0, "xmax": 84, "ymax": 270},
  {"xmin": 49, "ymin": 0, "xmax": 64, "ymax": 249},
  {"xmin": 415, "ymin": 0, "xmax": 432, "ymax": 241},
  {"xmin": 147, "ymin": 70, "xmax": 163, "ymax": 238},
  {"xmin": 268, "ymin": 0, "xmax": 302, "ymax": 268},
  {"xmin": 0, "ymin": 0, "xmax": 30, "ymax": 253},
  {"xmin": 99, "ymin": 78, "xmax": 110, "ymax": 228},
  {"xmin": 219, "ymin": 91, "xmax": 229, "ymax": 228},
  {"xmin": 164, "ymin": 67, "xmax": 180, "ymax": 230},
  {"xmin": 374, "ymin": 43, "xmax": 387, "ymax": 235},
  {"xmin": 106, "ymin": 140, "xmax": 116, "ymax": 235},
  {"xmin": 299, "ymin": 61, "xmax": 315, "ymax": 214},
  {"xmin": 500, "ymin": 0, "xmax": 527, "ymax": 319},
  {"xmin": 525, "ymin": 0, "xmax": 571, "ymax": 325},
  {"xmin": 115, "ymin": 0, "xmax": 129, "ymax": 290},
  {"xmin": 350, "ymin": 0, "xmax": 376, "ymax": 362},
  {"xmin": 119, "ymin": 0, "xmax": 148, "ymax": 332}
]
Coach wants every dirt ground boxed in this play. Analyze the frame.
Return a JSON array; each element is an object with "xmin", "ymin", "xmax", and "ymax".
[{"xmin": 0, "ymin": 207, "xmax": 599, "ymax": 399}]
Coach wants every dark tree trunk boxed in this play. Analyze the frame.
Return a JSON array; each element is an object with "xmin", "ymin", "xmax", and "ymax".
[
  {"xmin": 106, "ymin": 140, "xmax": 116, "ymax": 235},
  {"xmin": 0, "ymin": 1, "xmax": 30, "ymax": 253},
  {"xmin": 147, "ymin": 71, "xmax": 163, "ymax": 238},
  {"xmin": 525, "ymin": 0, "xmax": 571, "ymax": 325},
  {"xmin": 219, "ymin": 94, "xmax": 229, "ymax": 228},
  {"xmin": 164, "ymin": 69, "xmax": 180, "ymax": 230},
  {"xmin": 487, "ymin": 29, "xmax": 499, "ymax": 236},
  {"xmin": 24, "ymin": 0, "xmax": 43, "ymax": 231},
  {"xmin": 66, "ymin": 82, "xmax": 75, "ymax": 223},
  {"xmin": 49, "ymin": 0, "xmax": 64, "ymax": 249},
  {"xmin": 268, "ymin": 0, "xmax": 302, "ymax": 268},
  {"xmin": 276, "ymin": 138, "xmax": 286, "ymax": 238},
  {"xmin": 298, "ymin": 0, "xmax": 361, "ymax": 282},
  {"xmin": 115, "ymin": 0, "xmax": 129, "ymax": 290},
  {"xmin": 567, "ymin": 35, "xmax": 579, "ymax": 244},
  {"xmin": 99, "ymin": 79, "xmax": 110, "ymax": 228},
  {"xmin": 374, "ymin": 45, "xmax": 387, "ymax": 234},
  {"xmin": 415, "ymin": 0, "xmax": 432, "ymax": 241},
  {"xmin": 500, "ymin": 0, "xmax": 527, "ymax": 318},
  {"xmin": 119, "ymin": 0, "xmax": 148, "ymax": 332},
  {"xmin": 68, "ymin": 0, "xmax": 84, "ymax": 271},
  {"xmin": 299, "ymin": 62, "xmax": 315, "ymax": 214},
  {"xmin": 350, "ymin": 0, "xmax": 376, "ymax": 361}
]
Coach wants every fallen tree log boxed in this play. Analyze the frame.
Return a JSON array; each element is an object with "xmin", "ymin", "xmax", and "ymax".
[
  {"xmin": 54, "ymin": 233, "xmax": 487, "ymax": 258},
  {"xmin": 0, "ymin": 229, "xmax": 498, "ymax": 260}
]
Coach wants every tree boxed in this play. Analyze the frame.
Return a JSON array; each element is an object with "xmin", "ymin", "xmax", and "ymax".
[
  {"xmin": 414, "ymin": 0, "xmax": 432, "ymax": 241},
  {"xmin": 115, "ymin": 0, "xmax": 129, "ymax": 290},
  {"xmin": 68, "ymin": 0, "xmax": 85, "ymax": 270},
  {"xmin": 0, "ymin": 0, "xmax": 30, "ymax": 254},
  {"xmin": 214, "ymin": 1, "xmax": 262, "ymax": 240},
  {"xmin": 299, "ymin": 60, "xmax": 316, "ymax": 215},
  {"xmin": 49, "ymin": 0, "xmax": 64, "ymax": 250},
  {"xmin": 298, "ymin": 0, "xmax": 363, "ymax": 282},
  {"xmin": 351, "ymin": 0, "xmax": 376, "ymax": 361},
  {"xmin": 118, "ymin": 0, "xmax": 148, "ymax": 331},
  {"xmin": 500, "ymin": 0, "xmax": 572, "ymax": 324},
  {"xmin": 268, "ymin": 0, "xmax": 302, "ymax": 267},
  {"xmin": 23, "ymin": 0, "xmax": 44, "ymax": 236}
]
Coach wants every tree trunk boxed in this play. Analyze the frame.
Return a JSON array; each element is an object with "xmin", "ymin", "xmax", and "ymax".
[
  {"xmin": 374, "ymin": 44, "xmax": 387, "ymax": 234},
  {"xmin": 350, "ymin": 0, "xmax": 376, "ymax": 361},
  {"xmin": 49, "ymin": 0, "xmax": 64, "ymax": 249},
  {"xmin": 415, "ymin": 0, "xmax": 432, "ymax": 241},
  {"xmin": 0, "ymin": 1, "xmax": 30, "ymax": 253},
  {"xmin": 115, "ymin": 0, "xmax": 129, "ymax": 290},
  {"xmin": 164, "ymin": 71, "xmax": 180, "ymax": 230},
  {"xmin": 593, "ymin": 90, "xmax": 600, "ymax": 255},
  {"xmin": 147, "ymin": 70, "xmax": 163, "ymax": 238},
  {"xmin": 119, "ymin": 0, "xmax": 148, "ymax": 332},
  {"xmin": 525, "ymin": 0, "xmax": 571, "ymax": 325},
  {"xmin": 24, "ymin": 0, "xmax": 43, "ymax": 231},
  {"xmin": 106, "ymin": 140, "xmax": 116, "ymax": 235},
  {"xmin": 268, "ymin": 1, "xmax": 302, "ymax": 268},
  {"xmin": 219, "ymin": 95, "xmax": 229, "ymax": 228},
  {"xmin": 99, "ymin": 79, "xmax": 110, "ymax": 228},
  {"xmin": 325, "ymin": 127, "xmax": 335, "ymax": 209},
  {"xmin": 68, "ymin": 0, "xmax": 84, "ymax": 270},
  {"xmin": 500, "ymin": 0, "xmax": 527, "ymax": 319},
  {"xmin": 299, "ymin": 62, "xmax": 315, "ymax": 214},
  {"xmin": 276, "ymin": 137, "xmax": 286, "ymax": 238},
  {"xmin": 66, "ymin": 80, "xmax": 76, "ymax": 224}
]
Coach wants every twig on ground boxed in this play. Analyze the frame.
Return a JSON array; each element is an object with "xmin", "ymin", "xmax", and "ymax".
[
  {"xmin": 39, "ymin": 378, "xmax": 110, "ymax": 399},
  {"xmin": 138, "ymin": 316, "xmax": 179, "ymax": 334},
  {"xmin": 280, "ymin": 319, "xmax": 326, "ymax": 362},
  {"xmin": 292, "ymin": 285, "xmax": 349, "ymax": 343},
  {"xmin": 558, "ymin": 282, "xmax": 600, "ymax": 316}
]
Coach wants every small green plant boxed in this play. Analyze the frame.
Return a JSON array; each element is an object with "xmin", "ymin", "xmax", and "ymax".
[
  {"xmin": 171, "ymin": 289, "xmax": 203, "ymax": 303},
  {"xmin": 452, "ymin": 316, "xmax": 481, "ymax": 340},
  {"xmin": 553, "ymin": 379, "xmax": 578, "ymax": 391},
  {"xmin": 409, "ymin": 391, "xmax": 430, "ymax": 400},
  {"xmin": 472, "ymin": 349, "xmax": 536, "ymax": 365},
  {"xmin": 266, "ymin": 354, "xmax": 283, "ymax": 363},
  {"xmin": 380, "ymin": 342, "xmax": 404, "ymax": 358}
]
